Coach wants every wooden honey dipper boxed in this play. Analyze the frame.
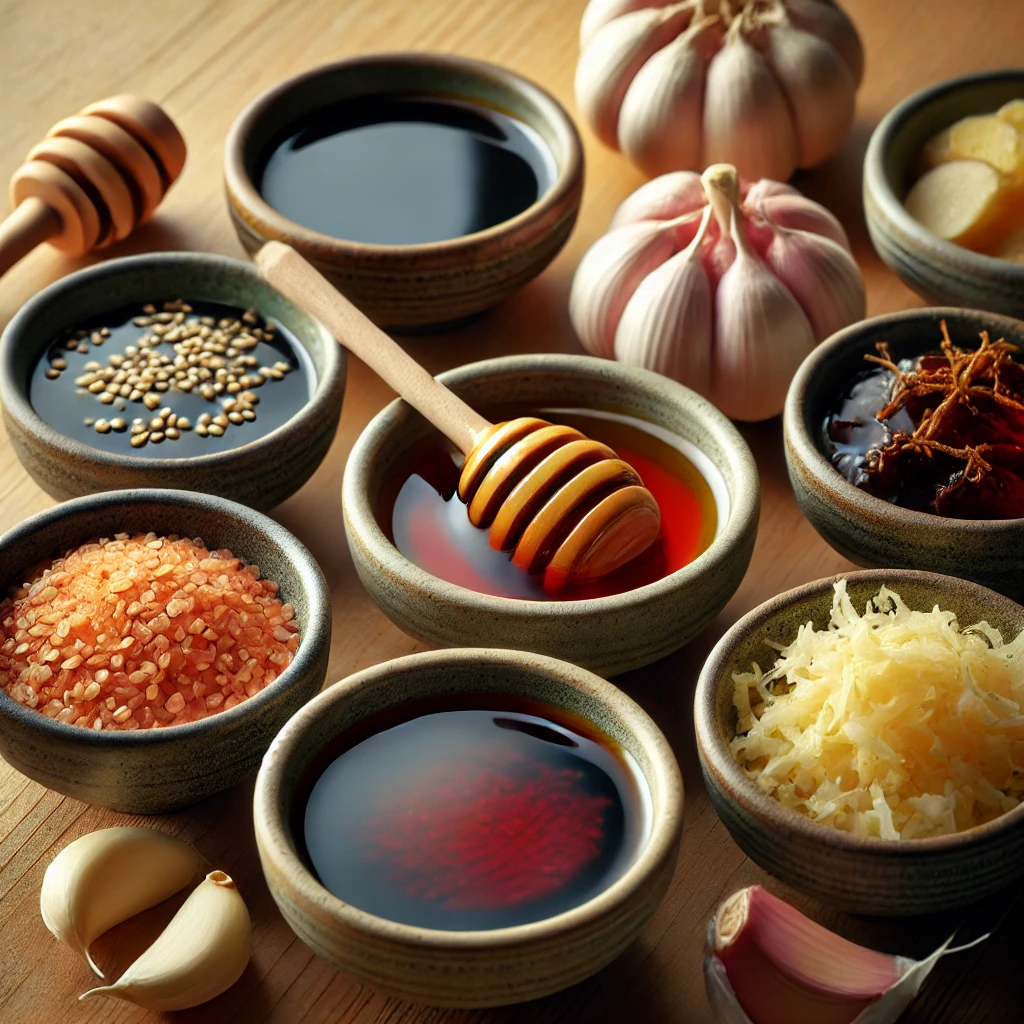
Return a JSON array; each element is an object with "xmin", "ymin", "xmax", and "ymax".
[
  {"xmin": 0, "ymin": 95, "xmax": 186, "ymax": 278},
  {"xmin": 257, "ymin": 242, "xmax": 662, "ymax": 584}
]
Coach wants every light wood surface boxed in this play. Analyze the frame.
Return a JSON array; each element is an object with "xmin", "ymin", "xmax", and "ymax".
[{"xmin": 0, "ymin": 1, "xmax": 1022, "ymax": 1022}]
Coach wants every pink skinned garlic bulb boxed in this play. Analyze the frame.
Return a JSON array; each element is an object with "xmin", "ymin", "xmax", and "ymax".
[{"xmin": 568, "ymin": 164, "xmax": 865, "ymax": 422}]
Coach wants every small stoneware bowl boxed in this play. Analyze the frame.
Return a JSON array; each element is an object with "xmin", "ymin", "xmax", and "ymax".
[
  {"xmin": 695, "ymin": 569, "xmax": 1024, "ymax": 916},
  {"xmin": 864, "ymin": 68, "xmax": 1024, "ymax": 317},
  {"xmin": 0, "ymin": 252, "xmax": 345, "ymax": 510},
  {"xmin": 254, "ymin": 647, "xmax": 683, "ymax": 1007},
  {"xmin": 224, "ymin": 53, "xmax": 583, "ymax": 330},
  {"xmin": 343, "ymin": 353, "xmax": 760, "ymax": 677},
  {"xmin": 0, "ymin": 488, "xmax": 331, "ymax": 813},
  {"xmin": 784, "ymin": 307, "xmax": 1024, "ymax": 600}
]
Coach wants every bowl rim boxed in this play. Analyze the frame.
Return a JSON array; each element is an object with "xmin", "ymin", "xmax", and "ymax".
[
  {"xmin": 863, "ymin": 66, "xmax": 1024, "ymax": 278},
  {"xmin": 342, "ymin": 352, "xmax": 760, "ymax": 617},
  {"xmin": 0, "ymin": 487, "xmax": 331, "ymax": 747},
  {"xmin": 223, "ymin": 51, "xmax": 584, "ymax": 258},
  {"xmin": 253, "ymin": 646, "xmax": 684, "ymax": 946},
  {"xmin": 694, "ymin": 567, "xmax": 1024, "ymax": 855},
  {"xmin": 0, "ymin": 250, "xmax": 345, "ymax": 473},
  {"xmin": 784, "ymin": 305, "xmax": 1024, "ymax": 531}
]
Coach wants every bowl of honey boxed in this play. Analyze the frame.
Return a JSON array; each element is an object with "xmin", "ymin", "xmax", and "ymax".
[
  {"xmin": 223, "ymin": 53, "xmax": 583, "ymax": 330},
  {"xmin": 343, "ymin": 353, "xmax": 759, "ymax": 676},
  {"xmin": 0, "ymin": 251, "xmax": 345, "ymax": 509},
  {"xmin": 784, "ymin": 306, "xmax": 1024, "ymax": 599},
  {"xmin": 253, "ymin": 646, "xmax": 683, "ymax": 1007}
]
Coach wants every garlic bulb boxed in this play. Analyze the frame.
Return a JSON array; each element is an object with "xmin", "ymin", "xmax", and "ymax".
[
  {"xmin": 575, "ymin": 0, "xmax": 863, "ymax": 180},
  {"xmin": 569, "ymin": 164, "xmax": 865, "ymax": 421}
]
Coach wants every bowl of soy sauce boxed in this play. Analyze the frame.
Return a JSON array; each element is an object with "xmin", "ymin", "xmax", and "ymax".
[{"xmin": 224, "ymin": 53, "xmax": 584, "ymax": 330}]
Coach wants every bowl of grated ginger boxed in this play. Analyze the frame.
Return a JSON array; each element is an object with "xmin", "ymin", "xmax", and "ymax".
[{"xmin": 695, "ymin": 568, "xmax": 1024, "ymax": 916}]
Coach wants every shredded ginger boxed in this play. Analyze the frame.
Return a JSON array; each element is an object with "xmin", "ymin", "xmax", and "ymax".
[{"xmin": 730, "ymin": 581, "xmax": 1024, "ymax": 839}]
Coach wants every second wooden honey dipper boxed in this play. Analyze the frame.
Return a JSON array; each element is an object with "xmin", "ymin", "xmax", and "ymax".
[{"xmin": 257, "ymin": 242, "xmax": 662, "ymax": 584}]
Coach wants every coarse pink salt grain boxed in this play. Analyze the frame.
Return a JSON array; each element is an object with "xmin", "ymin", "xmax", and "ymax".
[{"xmin": 0, "ymin": 532, "xmax": 299, "ymax": 731}]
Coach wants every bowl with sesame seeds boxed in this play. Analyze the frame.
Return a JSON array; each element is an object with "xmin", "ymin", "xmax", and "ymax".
[
  {"xmin": 0, "ymin": 488, "xmax": 331, "ymax": 813},
  {"xmin": 0, "ymin": 251, "xmax": 345, "ymax": 511}
]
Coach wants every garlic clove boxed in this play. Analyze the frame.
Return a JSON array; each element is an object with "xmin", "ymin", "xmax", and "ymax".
[
  {"xmin": 575, "ymin": 4, "xmax": 693, "ymax": 150},
  {"xmin": 80, "ymin": 870, "xmax": 252, "ymax": 1012},
  {"xmin": 579, "ymin": 0, "xmax": 676, "ymax": 48},
  {"xmin": 569, "ymin": 220, "xmax": 677, "ymax": 358},
  {"xmin": 618, "ymin": 17, "xmax": 721, "ymax": 177},
  {"xmin": 702, "ymin": 20, "xmax": 799, "ymax": 182},
  {"xmin": 743, "ymin": 179, "xmax": 802, "ymax": 201},
  {"xmin": 765, "ymin": 19, "xmax": 856, "ymax": 169},
  {"xmin": 615, "ymin": 207, "xmax": 714, "ymax": 396},
  {"xmin": 610, "ymin": 170, "xmax": 706, "ymax": 228},
  {"xmin": 783, "ymin": 0, "xmax": 864, "ymax": 87},
  {"xmin": 40, "ymin": 826, "xmax": 206, "ymax": 977},
  {"xmin": 765, "ymin": 224, "xmax": 865, "ymax": 342},
  {"xmin": 904, "ymin": 159, "xmax": 1006, "ymax": 249},
  {"xmin": 755, "ymin": 192, "xmax": 851, "ymax": 251},
  {"xmin": 705, "ymin": 886, "xmax": 986, "ymax": 1024}
]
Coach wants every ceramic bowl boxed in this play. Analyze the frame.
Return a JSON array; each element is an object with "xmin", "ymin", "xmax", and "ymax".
[
  {"xmin": 0, "ymin": 252, "xmax": 345, "ymax": 511},
  {"xmin": 224, "ymin": 53, "xmax": 583, "ymax": 330},
  {"xmin": 0, "ymin": 488, "xmax": 331, "ymax": 813},
  {"xmin": 864, "ymin": 68, "xmax": 1024, "ymax": 317},
  {"xmin": 695, "ymin": 568, "xmax": 1024, "ymax": 916},
  {"xmin": 254, "ymin": 647, "xmax": 683, "ymax": 1007},
  {"xmin": 784, "ymin": 306, "xmax": 1024, "ymax": 599},
  {"xmin": 343, "ymin": 353, "xmax": 760, "ymax": 677}
]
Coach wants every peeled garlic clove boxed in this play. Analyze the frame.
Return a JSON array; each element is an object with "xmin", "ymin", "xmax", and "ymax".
[
  {"xmin": 783, "ymin": 0, "xmax": 864, "ymax": 86},
  {"xmin": 765, "ymin": 225, "xmax": 865, "ymax": 342},
  {"xmin": 618, "ymin": 17, "xmax": 719, "ymax": 176},
  {"xmin": 705, "ymin": 886, "xmax": 985, "ymax": 1024},
  {"xmin": 570, "ymin": 220, "xmax": 678, "ymax": 358},
  {"xmin": 765, "ymin": 19, "xmax": 856, "ymax": 168},
  {"xmin": 580, "ymin": 0, "xmax": 676, "ymax": 48},
  {"xmin": 905, "ymin": 159, "xmax": 1006, "ymax": 249},
  {"xmin": 702, "ymin": 21, "xmax": 799, "ymax": 182},
  {"xmin": 996, "ymin": 98, "xmax": 1024, "ymax": 134},
  {"xmin": 575, "ymin": 5, "xmax": 692, "ymax": 149},
  {"xmin": 615, "ymin": 208, "xmax": 714, "ymax": 396},
  {"xmin": 40, "ymin": 826, "xmax": 206, "ymax": 977},
  {"xmin": 755, "ymin": 191, "xmax": 851, "ymax": 251},
  {"xmin": 80, "ymin": 870, "xmax": 252, "ymax": 1012},
  {"xmin": 921, "ymin": 114, "xmax": 1021, "ymax": 175},
  {"xmin": 610, "ymin": 170, "xmax": 706, "ymax": 228}
]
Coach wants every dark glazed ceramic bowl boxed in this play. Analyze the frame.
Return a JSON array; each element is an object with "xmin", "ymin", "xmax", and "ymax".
[
  {"xmin": 784, "ymin": 307, "xmax": 1024, "ymax": 599},
  {"xmin": 864, "ymin": 69, "xmax": 1024, "ymax": 316},
  {"xmin": 0, "ymin": 489, "xmax": 331, "ymax": 813},
  {"xmin": 695, "ymin": 569, "xmax": 1024, "ymax": 916},
  {"xmin": 342, "ymin": 353, "xmax": 760, "ymax": 677},
  {"xmin": 254, "ymin": 647, "xmax": 683, "ymax": 1007},
  {"xmin": 224, "ymin": 53, "xmax": 584, "ymax": 330},
  {"xmin": 0, "ymin": 252, "xmax": 345, "ymax": 510}
]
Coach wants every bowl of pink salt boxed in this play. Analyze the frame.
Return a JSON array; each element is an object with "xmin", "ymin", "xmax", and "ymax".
[{"xmin": 0, "ymin": 488, "xmax": 331, "ymax": 813}]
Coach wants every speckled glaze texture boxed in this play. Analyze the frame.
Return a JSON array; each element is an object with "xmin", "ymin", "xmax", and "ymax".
[
  {"xmin": 224, "ymin": 53, "xmax": 584, "ymax": 331},
  {"xmin": 343, "ymin": 354, "xmax": 760, "ymax": 677},
  {"xmin": 0, "ymin": 252, "xmax": 345, "ymax": 510},
  {"xmin": 254, "ymin": 647, "xmax": 683, "ymax": 1007},
  {"xmin": 0, "ymin": 489, "xmax": 331, "ymax": 813},
  {"xmin": 784, "ymin": 307, "xmax": 1024, "ymax": 599},
  {"xmin": 695, "ymin": 569, "xmax": 1024, "ymax": 916},
  {"xmin": 864, "ymin": 69, "xmax": 1024, "ymax": 317}
]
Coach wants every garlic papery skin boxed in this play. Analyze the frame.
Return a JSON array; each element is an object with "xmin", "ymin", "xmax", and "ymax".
[
  {"xmin": 80, "ymin": 870, "xmax": 252, "ymax": 1012},
  {"xmin": 704, "ymin": 886, "xmax": 986, "ymax": 1024},
  {"xmin": 40, "ymin": 826, "xmax": 206, "ymax": 977},
  {"xmin": 575, "ymin": 0, "xmax": 863, "ymax": 180},
  {"xmin": 569, "ymin": 163, "xmax": 864, "ymax": 421}
]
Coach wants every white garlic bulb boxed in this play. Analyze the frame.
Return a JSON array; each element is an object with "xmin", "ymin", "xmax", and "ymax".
[
  {"xmin": 575, "ymin": 0, "xmax": 863, "ymax": 181},
  {"xmin": 569, "ymin": 164, "xmax": 865, "ymax": 421}
]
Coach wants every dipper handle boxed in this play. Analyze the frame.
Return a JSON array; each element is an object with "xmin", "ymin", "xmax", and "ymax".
[{"xmin": 256, "ymin": 241, "xmax": 492, "ymax": 454}]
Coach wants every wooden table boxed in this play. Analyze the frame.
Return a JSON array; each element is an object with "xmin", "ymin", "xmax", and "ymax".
[{"xmin": 1, "ymin": 1, "xmax": 1022, "ymax": 1021}]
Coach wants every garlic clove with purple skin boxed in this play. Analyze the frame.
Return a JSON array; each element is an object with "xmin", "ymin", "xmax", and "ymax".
[
  {"xmin": 755, "ymin": 190, "xmax": 852, "ymax": 250},
  {"xmin": 610, "ymin": 170, "xmax": 706, "ymax": 228}
]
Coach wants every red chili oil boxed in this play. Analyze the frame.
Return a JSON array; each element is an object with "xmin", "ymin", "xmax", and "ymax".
[
  {"xmin": 302, "ymin": 698, "xmax": 650, "ymax": 931},
  {"xmin": 380, "ymin": 410, "xmax": 719, "ymax": 600}
]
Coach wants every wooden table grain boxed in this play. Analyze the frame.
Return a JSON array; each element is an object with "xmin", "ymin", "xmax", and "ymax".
[{"xmin": 1, "ymin": 1, "xmax": 1022, "ymax": 1021}]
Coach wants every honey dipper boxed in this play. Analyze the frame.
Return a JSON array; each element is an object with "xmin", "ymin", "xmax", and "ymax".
[
  {"xmin": 257, "ymin": 241, "xmax": 662, "ymax": 584},
  {"xmin": 0, "ymin": 95, "xmax": 186, "ymax": 278}
]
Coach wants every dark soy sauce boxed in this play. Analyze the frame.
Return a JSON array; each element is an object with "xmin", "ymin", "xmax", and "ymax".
[
  {"xmin": 29, "ymin": 300, "xmax": 315, "ymax": 458},
  {"xmin": 257, "ymin": 96, "xmax": 556, "ymax": 245},
  {"xmin": 303, "ymin": 702, "xmax": 650, "ymax": 931}
]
